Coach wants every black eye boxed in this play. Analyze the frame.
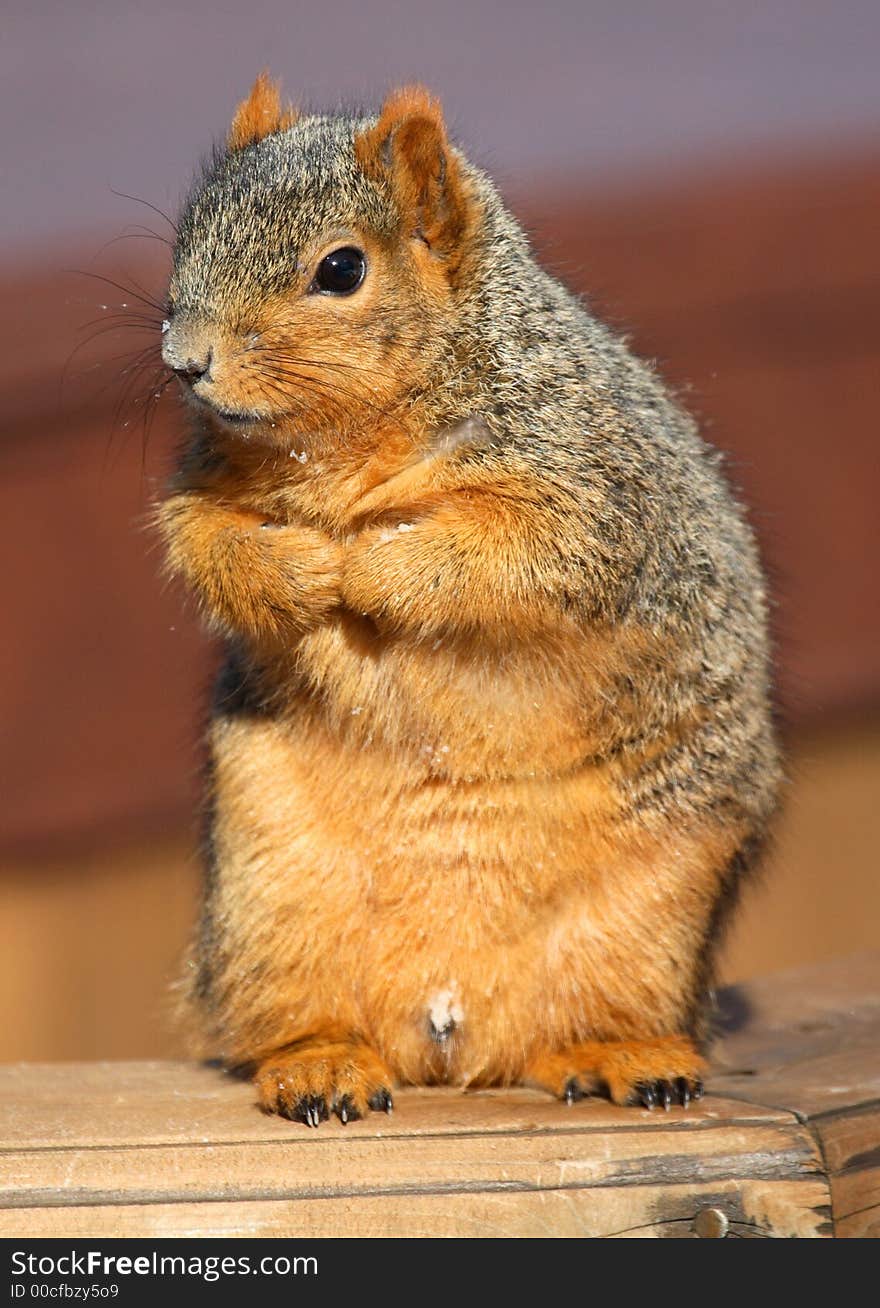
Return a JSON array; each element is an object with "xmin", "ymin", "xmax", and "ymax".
[{"xmin": 311, "ymin": 247, "xmax": 366, "ymax": 295}]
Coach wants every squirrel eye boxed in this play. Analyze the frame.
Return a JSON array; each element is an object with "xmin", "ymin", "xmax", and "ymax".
[{"xmin": 311, "ymin": 247, "xmax": 366, "ymax": 295}]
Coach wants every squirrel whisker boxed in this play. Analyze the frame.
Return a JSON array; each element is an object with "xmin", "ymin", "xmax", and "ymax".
[
  {"xmin": 108, "ymin": 187, "xmax": 180, "ymax": 236},
  {"xmin": 69, "ymin": 268, "xmax": 167, "ymax": 315}
]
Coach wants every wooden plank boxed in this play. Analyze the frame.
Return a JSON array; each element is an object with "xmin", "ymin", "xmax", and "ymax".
[
  {"xmin": 0, "ymin": 1066, "xmax": 830, "ymax": 1238},
  {"xmin": 0, "ymin": 1177, "xmax": 831, "ymax": 1240},
  {"xmin": 713, "ymin": 953, "xmax": 880, "ymax": 1237},
  {"xmin": 814, "ymin": 1105, "xmax": 880, "ymax": 1239},
  {"xmin": 0, "ymin": 956, "xmax": 876, "ymax": 1237},
  {"xmin": 713, "ymin": 951, "xmax": 880, "ymax": 1118},
  {"xmin": 0, "ymin": 1105, "xmax": 818, "ymax": 1208},
  {"xmin": 0, "ymin": 1065, "xmax": 832, "ymax": 1238},
  {"xmin": 0, "ymin": 1064, "xmax": 789, "ymax": 1151}
]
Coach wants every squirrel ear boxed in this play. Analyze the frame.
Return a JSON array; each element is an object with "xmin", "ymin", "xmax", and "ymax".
[
  {"xmin": 228, "ymin": 71, "xmax": 299, "ymax": 151},
  {"xmin": 355, "ymin": 86, "xmax": 469, "ymax": 255}
]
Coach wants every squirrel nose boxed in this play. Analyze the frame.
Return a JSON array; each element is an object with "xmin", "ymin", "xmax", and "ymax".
[{"xmin": 172, "ymin": 349, "xmax": 212, "ymax": 383}]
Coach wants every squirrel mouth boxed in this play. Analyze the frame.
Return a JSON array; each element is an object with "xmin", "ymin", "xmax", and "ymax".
[
  {"xmin": 179, "ymin": 384, "xmax": 264, "ymax": 430},
  {"xmin": 201, "ymin": 401, "xmax": 266, "ymax": 431},
  {"xmin": 184, "ymin": 386, "xmax": 287, "ymax": 435}
]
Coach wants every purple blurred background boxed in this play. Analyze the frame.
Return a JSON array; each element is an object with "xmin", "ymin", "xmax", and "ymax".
[{"xmin": 4, "ymin": 0, "xmax": 880, "ymax": 251}]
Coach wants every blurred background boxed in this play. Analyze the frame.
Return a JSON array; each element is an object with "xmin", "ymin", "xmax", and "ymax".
[{"xmin": 2, "ymin": 0, "xmax": 878, "ymax": 1060}]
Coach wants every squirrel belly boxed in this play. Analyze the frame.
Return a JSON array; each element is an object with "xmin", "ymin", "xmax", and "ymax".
[
  {"xmin": 158, "ymin": 77, "xmax": 781, "ymax": 1122},
  {"xmin": 200, "ymin": 659, "xmax": 745, "ymax": 1091}
]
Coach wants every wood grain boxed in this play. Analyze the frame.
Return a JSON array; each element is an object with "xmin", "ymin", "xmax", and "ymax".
[
  {"xmin": 1, "ymin": 1179, "xmax": 831, "ymax": 1240},
  {"xmin": 819, "ymin": 1106, "xmax": 880, "ymax": 1238},
  {"xmin": 0, "ymin": 1073, "xmax": 827, "ymax": 1239},
  {"xmin": 713, "ymin": 951, "xmax": 880, "ymax": 1117},
  {"xmin": 0, "ymin": 1064, "xmax": 786, "ymax": 1150}
]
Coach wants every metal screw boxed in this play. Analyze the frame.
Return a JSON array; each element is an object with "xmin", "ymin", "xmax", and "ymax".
[{"xmin": 695, "ymin": 1207, "xmax": 729, "ymax": 1238}]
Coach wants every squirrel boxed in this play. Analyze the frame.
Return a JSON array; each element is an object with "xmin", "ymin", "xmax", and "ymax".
[{"xmin": 156, "ymin": 73, "xmax": 781, "ymax": 1125}]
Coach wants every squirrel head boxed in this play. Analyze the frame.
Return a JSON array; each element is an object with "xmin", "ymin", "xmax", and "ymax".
[{"xmin": 163, "ymin": 75, "xmax": 481, "ymax": 448}]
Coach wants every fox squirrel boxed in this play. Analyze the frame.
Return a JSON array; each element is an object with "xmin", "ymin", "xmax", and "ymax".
[{"xmin": 156, "ymin": 74, "xmax": 781, "ymax": 1124}]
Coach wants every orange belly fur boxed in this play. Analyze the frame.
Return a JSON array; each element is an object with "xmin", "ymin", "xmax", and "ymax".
[{"xmin": 198, "ymin": 615, "xmax": 739, "ymax": 1087}]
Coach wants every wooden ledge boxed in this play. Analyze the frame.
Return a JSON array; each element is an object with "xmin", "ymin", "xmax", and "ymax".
[{"xmin": 1, "ymin": 954, "xmax": 877, "ymax": 1238}]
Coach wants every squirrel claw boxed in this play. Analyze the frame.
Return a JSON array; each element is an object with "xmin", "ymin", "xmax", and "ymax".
[
  {"xmin": 564, "ymin": 1077, "xmax": 584, "ymax": 1105},
  {"xmin": 635, "ymin": 1081, "xmax": 658, "ymax": 1110},
  {"xmin": 290, "ymin": 1094, "xmax": 329, "ymax": 1128},
  {"xmin": 368, "ymin": 1088, "xmax": 394, "ymax": 1115},
  {"xmin": 633, "ymin": 1076, "xmax": 701, "ymax": 1111},
  {"xmin": 334, "ymin": 1094, "xmax": 361, "ymax": 1125}
]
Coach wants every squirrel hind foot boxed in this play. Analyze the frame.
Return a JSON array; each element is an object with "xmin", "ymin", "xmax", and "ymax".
[
  {"xmin": 255, "ymin": 1035, "xmax": 394, "ymax": 1127},
  {"xmin": 525, "ymin": 1034, "xmax": 706, "ymax": 1110}
]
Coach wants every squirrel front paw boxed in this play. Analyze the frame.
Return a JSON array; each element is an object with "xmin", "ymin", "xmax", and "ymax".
[
  {"xmin": 157, "ymin": 493, "xmax": 343, "ymax": 639},
  {"xmin": 254, "ymin": 1037, "xmax": 395, "ymax": 1127},
  {"xmin": 524, "ymin": 1034, "xmax": 706, "ymax": 1110}
]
